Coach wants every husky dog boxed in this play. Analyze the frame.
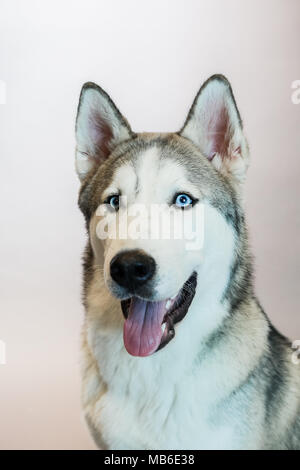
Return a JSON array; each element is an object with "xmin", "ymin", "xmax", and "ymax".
[{"xmin": 75, "ymin": 75, "xmax": 300, "ymax": 450}]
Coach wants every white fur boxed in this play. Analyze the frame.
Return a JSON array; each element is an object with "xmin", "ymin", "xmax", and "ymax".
[
  {"xmin": 82, "ymin": 150, "xmax": 268, "ymax": 449},
  {"xmin": 91, "ymin": 148, "xmax": 205, "ymax": 300}
]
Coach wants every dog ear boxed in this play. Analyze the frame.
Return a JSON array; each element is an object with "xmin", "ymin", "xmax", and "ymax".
[
  {"xmin": 179, "ymin": 75, "xmax": 249, "ymax": 185},
  {"xmin": 75, "ymin": 82, "xmax": 133, "ymax": 181}
]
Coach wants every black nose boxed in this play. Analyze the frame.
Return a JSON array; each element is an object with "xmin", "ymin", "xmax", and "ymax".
[{"xmin": 110, "ymin": 250, "xmax": 156, "ymax": 290}]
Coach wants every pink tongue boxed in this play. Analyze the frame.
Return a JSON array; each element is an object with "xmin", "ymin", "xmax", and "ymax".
[{"xmin": 123, "ymin": 297, "xmax": 166, "ymax": 357}]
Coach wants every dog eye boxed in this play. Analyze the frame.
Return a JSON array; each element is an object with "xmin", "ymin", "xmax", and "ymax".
[
  {"xmin": 174, "ymin": 193, "xmax": 194, "ymax": 209},
  {"xmin": 106, "ymin": 195, "xmax": 120, "ymax": 210}
]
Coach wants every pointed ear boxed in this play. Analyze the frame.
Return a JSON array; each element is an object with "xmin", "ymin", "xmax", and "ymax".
[
  {"xmin": 75, "ymin": 82, "xmax": 134, "ymax": 181},
  {"xmin": 179, "ymin": 75, "xmax": 249, "ymax": 185}
]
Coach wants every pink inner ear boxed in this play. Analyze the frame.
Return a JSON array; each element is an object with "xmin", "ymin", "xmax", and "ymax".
[
  {"xmin": 206, "ymin": 104, "xmax": 230, "ymax": 160},
  {"xmin": 89, "ymin": 110, "xmax": 113, "ymax": 161}
]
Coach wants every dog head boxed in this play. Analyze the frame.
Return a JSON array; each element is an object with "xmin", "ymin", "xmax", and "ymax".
[{"xmin": 75, "ymin": 75, "xmax": 249, "ymax": 357}]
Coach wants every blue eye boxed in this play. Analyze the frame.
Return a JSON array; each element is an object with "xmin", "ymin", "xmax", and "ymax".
[
  {"xmin": 174, "ymin": 193, "xmax": 194, "ymax": 208},
  {"xmin": 107, "ymin": 195, "xmax": 120, "ymax": 210}
]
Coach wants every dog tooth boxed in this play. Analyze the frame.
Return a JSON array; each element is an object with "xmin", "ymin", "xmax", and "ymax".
[
  {"xmin": 166, "ymin": 300, "xmax": 171, "ymax": 310},
  {"xmin": 161, "ymin": 323, "xmax": 166, "ymax": 333}
]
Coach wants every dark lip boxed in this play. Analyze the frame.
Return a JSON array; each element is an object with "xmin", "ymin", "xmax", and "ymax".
[{"xmin": 121, "ymin": 272, "xmax": 197, "ymax": 353}]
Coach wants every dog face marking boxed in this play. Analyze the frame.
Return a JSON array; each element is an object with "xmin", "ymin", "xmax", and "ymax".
[{"xmin": 76, "ymin": 75, "xmax": 248, "ymax": 357}]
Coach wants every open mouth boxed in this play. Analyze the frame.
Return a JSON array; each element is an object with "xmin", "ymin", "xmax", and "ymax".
[{"xmin": 121, "ymin": 272, "xmax": 197, "ymax": 357}]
